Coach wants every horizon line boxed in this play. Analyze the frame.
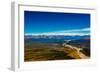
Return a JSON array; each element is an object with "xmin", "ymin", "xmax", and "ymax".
[{"xmin": 24, "ymin": 33, "xmax": 90, "ymax": 36}]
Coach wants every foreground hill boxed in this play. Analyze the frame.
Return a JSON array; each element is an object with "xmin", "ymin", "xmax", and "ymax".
[
  {"xmin": 66, "ymin": 38, "xmax": 90, "ymax": 56},
  {"xmin": 24, "ymin": 40, "xmax": 89, "ymax": 61}
]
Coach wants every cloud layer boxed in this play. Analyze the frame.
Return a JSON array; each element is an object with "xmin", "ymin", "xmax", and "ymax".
[{"xmin": 25, "ymin": 28, "xmax": 90, "ymax": 36}]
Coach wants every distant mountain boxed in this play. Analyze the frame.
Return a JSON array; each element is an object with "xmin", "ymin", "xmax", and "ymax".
[{"xmin": 24, "ymin": 35, "xmax": 90, "ymax": 40}]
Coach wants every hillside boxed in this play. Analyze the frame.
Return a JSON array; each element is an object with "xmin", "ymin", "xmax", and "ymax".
[{"xmin": 24, "ymin": 41, "xmax": 89, "ymax": 61}]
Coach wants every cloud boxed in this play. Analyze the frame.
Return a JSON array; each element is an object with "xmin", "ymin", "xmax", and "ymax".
[
  {"xmin": 57, "ymin": 28, "xmax": 90, "ymax": 33},
  {"xmin": 81, "ymin": 28, "xmax": 90, "ymax": 31},
  {"xmin": 25, "ymin": 28, "xmax": 90, "ymax": 36}
]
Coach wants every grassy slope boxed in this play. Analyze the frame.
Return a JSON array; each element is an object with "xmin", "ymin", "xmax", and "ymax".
[{"xmin": 24, "ymin": 43, "xmax": 89, "ymax": 62}]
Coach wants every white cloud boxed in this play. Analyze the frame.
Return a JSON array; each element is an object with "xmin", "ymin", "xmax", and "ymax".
[
  {"xmin": 25, "ymin": 28, "xmax": 90, "ymax": 36},
  {"xmin": 56, "ymin": 28, "xmax": 90, "ymax": 33},
  {"xmin": 82, "ymin": 28, "xmax": 90, "ymax": 31}
]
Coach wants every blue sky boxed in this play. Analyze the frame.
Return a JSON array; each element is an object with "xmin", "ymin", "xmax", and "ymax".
[{"xmin": 24, "ymin": 11, "xmax": 90, "ymax": 36}]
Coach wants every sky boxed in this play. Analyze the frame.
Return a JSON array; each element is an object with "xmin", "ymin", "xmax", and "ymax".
[{"xmin": 24, "ymin": 11, "xmax": 90, "ymax": 36}]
